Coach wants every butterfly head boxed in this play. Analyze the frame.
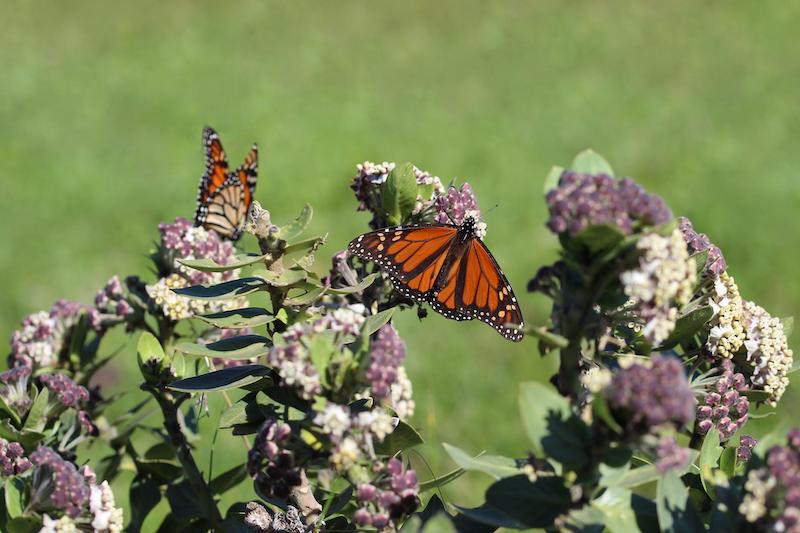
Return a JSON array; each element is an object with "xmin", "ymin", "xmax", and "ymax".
[{"xmin": 460, "ymin": 210, "xmax": 487, "ymax": 240}]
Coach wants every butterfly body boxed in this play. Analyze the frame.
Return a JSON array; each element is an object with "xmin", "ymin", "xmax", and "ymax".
[
  {"xmin": 194, "ymin": 126, "xmax": 258, "ymax": 241},
  {"xmin": 348, "ymin": 214, "xmax": 524, "ymax": 341}
]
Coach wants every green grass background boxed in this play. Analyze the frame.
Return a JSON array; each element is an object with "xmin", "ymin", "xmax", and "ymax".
[{"xmin": 2, "ymin": 0, "xmax": 800, "ymax": 526}]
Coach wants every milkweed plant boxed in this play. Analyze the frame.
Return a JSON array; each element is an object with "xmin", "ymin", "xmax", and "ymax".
[{"xmin": 1, "ymin": 147, "xmax": 797, "ymax": 533}]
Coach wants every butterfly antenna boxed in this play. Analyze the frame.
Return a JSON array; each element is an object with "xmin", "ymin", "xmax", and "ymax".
[{"xmin": 484, "ymin": 203, "xmax": 500, "ymax": 215}]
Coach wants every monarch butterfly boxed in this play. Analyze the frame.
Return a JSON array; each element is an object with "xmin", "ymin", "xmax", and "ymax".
[
  {"xmin": 194, "ymin": 126, "xmax": 258, "ymax": 241},
  {"xmin": 348, "ymin": 213, "xmax": 524, "ymax": 341}
]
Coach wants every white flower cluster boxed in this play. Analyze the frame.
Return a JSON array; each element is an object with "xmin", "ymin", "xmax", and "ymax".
[
  {"xmin": 739, "ymin": 468, "xmax": 775, "ymax": 522},
  {"xmin": 706, "ymin": 273, "xmax": 745, "ymax": 359},
  {"xmin": 315, "ymin": 402, "xmax": 397, "ymax": 476},
  {"xmin": 620, "ymin": 229, "xmax": 697, "ymax": 345},
  {"xmin": 390, "ymin": 366, "xmax": 416, "ymax": 419},
  {"xmin": 146, "ymin": 273, "xmax": 244, "ymax": 321},
  {"xmin": 89, "ymin": 481, "xmax": 124, "ymax": 533},
  {"xmin": 580, "ymin": 365, "xmax": 613, "ymax": 394},
  {"xmin": 742, "ymin": 300, "xmax": 793, "ymax": 406}
]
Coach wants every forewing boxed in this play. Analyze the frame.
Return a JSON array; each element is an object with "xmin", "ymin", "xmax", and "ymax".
[
  {"xmin": 195, "ymin": 126, "xmax": 230, "ymax": 225},
  {"xmin": 232, "ymin": 144, "xmax": 258, "ymax": 210},
  {"xmin": 348, "ymin": 225, "xmax": 457, "ymax": 301}
]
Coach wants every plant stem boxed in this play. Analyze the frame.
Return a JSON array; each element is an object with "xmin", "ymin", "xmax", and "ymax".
[{"xmin": 144, "ymin": 384, "xmax": 224, "ymax": 530}]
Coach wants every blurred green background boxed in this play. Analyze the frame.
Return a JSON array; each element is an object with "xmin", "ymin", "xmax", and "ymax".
[{"xmin": 2, "ymin": 0, "xmax": 800, "ymax": 525}]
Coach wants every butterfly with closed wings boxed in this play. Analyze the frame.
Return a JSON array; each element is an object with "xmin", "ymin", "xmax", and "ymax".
[
  {"xmin": 194, "ymin": 126, "xmax": 258, "ymax": 241},
  {"xmin": 348, "ymin": 211, "xmax": 524, "ymax": 341}
]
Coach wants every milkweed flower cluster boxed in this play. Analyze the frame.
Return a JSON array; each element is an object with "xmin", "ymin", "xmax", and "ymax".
[
  {"xmin": 0, "ymin": 437, "xmax": 31, "ymax": 476},
  {"xmin": 620, "ymin": 229, "xmax": 696, "ymax": 345},
  {"xmin": 706, "ymin": 273, "xmax": 745, "ymax": 359},
  {"xmin": 741, "ymin": 300, "xmax": 793, "ymax": 406},
  {"xmin": 677, "ymin": 216, "xmax": 727, "ymax": 277},
  {"xmin": 697, "ymin": 359, "xmax": 749, "ymax": 440},
  {"xmin": 737, "ymin": 435, "xmax": 758, "ymax": 463},
  {"xmin": 28, "ymin": 448, "xmax": 122, "ymax": 532},
  {"xmin": 88, "ymin": 276, "xmax": 134, "ymax": 331},
  {"xmin": 545, "ymin": 171, "xmax": 672, "ymax": 236},
  {"xmin": 434, "ymin": 183, "xmax": 482, "ymax": 226},
  {"xmin": 8, "ymin": 300, "xmax": 86, "ymax": 368},
  {"xmin": 739, "ymin": 429, "xmax": 800, "ymax": 530},
  {"xmin": 40, "ymin": 374, "xmax": 89, "ymax": 410},
  {"xmin": 146, "ymin": 217, "xmax": 244, "ymax": 321},
  {"xmin": 353, "ymin": 458, "xmax": 420, "ymax": 530},
  {"xmin": 350, "ymin": 161, "xmax": 444, "ymax": 225},
  {"xmin": 606, "ymin": 355, "xmax": 695, "ymax": 433},
  {"xmin": 247, "ymin": 418, "xmax": 302, "ymax": 500},
  {"xmin": 367, "ymin": 325, "xmax": 406, "ymax": 401}
]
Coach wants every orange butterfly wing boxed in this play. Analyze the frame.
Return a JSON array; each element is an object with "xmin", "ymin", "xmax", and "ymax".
[
  {"xmin": 195, "ymin": 127, "xmax": 258, "ymax": 241},
  {"xmin": 430, "ymin": 239, "xmax": 523, "ymax": 341},
  {"xmin": 348, "ymin": 225, "xmax": 457, "ymax": 300}
]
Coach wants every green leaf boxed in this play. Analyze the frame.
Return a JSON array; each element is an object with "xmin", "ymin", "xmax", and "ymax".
[
  {"xmin": 442, "ymin": 443, "xmax": 519, "ymax": 479},
  {"xmin": 173, "ymin": 277, "xmax": 265, "ymax": 300},
  {"xmin": 258, "ymin": 268, "xmax": 308, "ymax": 288},
  {"xmin": 4, "ymin": 478, "xmax": 25, "ymax": 519},
  {"xmin": 210, "ymin": 464, "xmax": 248, "ymax": 495},
  {"xmin": 543, "ymin": 165, "xmax": 564, "ymax": 194},
  {"xmin": 570, "ymin": 149, "xmax": 614, "ymax": 176},
  {"xmin": 4, "ymin": 517, "xmax": 39, "ymax": 533},
  {"xmin": 0, "ymin": 395, "xmax": 21, "ymax": 426},
  {"xmin": 0, "ymin": 420, "xmax": 44, "ymax": 448},
  {"xmin": 308, "ymin": 334, "xmax": 337, "ymax": 387},
  {"xmin": 659, "ymin": 305, "xmax": 714, "ymax": 349},
  {"xmin": 284, "ymin": 235, "xmax": 326, "ymax": 258},
  {"xmin": 195, "ymin": 307, "xmax": 276, "ymax": 329},
  {"xmin": 518, "ymin": 381, "xmax": 569, "ymax": 455},
  {"xmin": 374, "ymin": 420, "xmax": 423, "ymax": 455},
  {"xmin": 593, "ymin": 395, "xmax": 623, "ymax": 435},
  {"xmin": 743, "ymin": 389, "xmax": 772, "ymax": 402},
  {"xmin": 656, "ymin": 470, "xmax": 704, "ymax": 532},
  {"xmin": 144, "ymin": 441, "xmax": 176, "ymax": 460},
  {"xmin": 383, "ymin": 162, "xmax": 418, "ymax": 224},
  {"xmin": 454, "ymin": 504, "xmax": 526, "ymax": 530},
  {"xmin": 22, "ymin": 387, "xmax": 48, "ymax": 432},
  {"xmin": 782, "ymin": 316, "xmax": 794, "ymax": 339},
  {"xmin": 361, "ymin": 308, "xmax": 396, "ymax": 338},
  {"xmin": 485, "ymin": 475, "xmax": 572, "ymax": 528},
  {"xmin": 612, "ymin": 464, "xmax": 660, "ymax": 489},
  {"xmin": 275, "ymin": 204, "xmax": 313, "ymax": 242},
  {"xmin": 177, "ymin": 253, "xmax": 269, "ymax": 273},
  {"xmin": 128, "ymin": 474, "xmax": 161, "ymax": 533},
  {"xmin": 419, "ymin": 466, "xmax": 465, "ymax": 492},
  {"xmin": 219, "ymin": 397, "xmax": 266, "ymax": 428},
  {"xmin": 699, "ymin": 428, "xmax": 723, "ymax": 497},
  {"xmin": 569, "ymin": 223, "xmax": 626, "ymax": 254},
  {"xmin": 593, "ymin": 488, "xmax": 658, "ymax": 533},
  {"xmin": 168, "ymin": 364, "xmax": 273, "ymax": 393},
  {"xmin": 719, "ymin": 446, "xmax": 736, "ymax": 478},
  {"xmin": 421, "ymin": 514, "xmax": 457, "ymax": 533},
  {"xmin": 175, "ymin": 335, "xmax": 271, "ymax": 360},
  {"xmin": 691, "ymin": 250, "xmax": 709, "ymax": 276},
  {"xmin": 526, "ymin": 326, "xmax": 569, "ymax": 349},
  {"xmin": 284, "ymin": 284, "xmax": 326, "ymax": 307},
  {"xmin": 328, "ymin": 273, "xmax": 379, "ymax": 295},
  {"xmin": 599, "ymin": 447, "xmax": 633, "ymax": 488},
  {"xmin": 138, "ymin": 331, "xmax": 166, "ymax": 364}
]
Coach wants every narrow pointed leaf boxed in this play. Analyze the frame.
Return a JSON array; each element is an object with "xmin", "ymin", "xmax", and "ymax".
[
  {"xmin": 196, "ymin": 307, "xmax": 276, "ymax": 329},
  {"xmin": 173, "ymin": 277, "xmax": 265, "ymax": 300},
  {"xmin": 328, "ymin": 273, "xmax": 379, "ymax": 295},
  {"xmin": 362, "ymin": 308, "xmax": 396, "ymax": 338},
  {"xmin": 442, "ymin": 443, "xmax": 519, "ymax": 479},
  {"xmin": 178, "ymin": 253, "xmax": 270, "ymax": 273},
  {"xmin": 175, "ymin": 335, "xmax": 271, "ymax": 360},
  {"xmin": 168, "ymin": 364, "xmax": 273, "ymax": 392},
  {"xmin": 22, "ymin": 387, "xmax": 48, "ymax": 432},
  {"xmin": 419, "ymin": 466, "xmax": 465, "ymax": 492},
  {"xmin": 374, "ymin": 420, "xmax": 423, "ymax": 455}
]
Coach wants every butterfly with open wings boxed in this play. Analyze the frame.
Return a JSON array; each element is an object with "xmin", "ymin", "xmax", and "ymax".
[
  {"xmin": 348, "ymin": 212, "xmax": 524, "ymax": 341},
  {"xmin": 194, "ymin": 126, "xmax": 258, "ymax": 241}
]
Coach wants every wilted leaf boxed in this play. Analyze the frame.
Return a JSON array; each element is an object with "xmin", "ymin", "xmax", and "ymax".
[
  {"xmin": 173, "ymin": 277, "xmax": 265, "ymax": 300},
  {"xmin": 168, "ymin": 365, "xmax": 273, "ymax": 393},
  {"xmin": 442, "ymin": 443, "xmax": 519, "ymax": 479},
  {"xmin": 275, "ymin": 204, "xmax": 313, "ymax": 242},
  {"xmin": 195, "ymin": 307, "xmax": 276, "ymax": 329}
]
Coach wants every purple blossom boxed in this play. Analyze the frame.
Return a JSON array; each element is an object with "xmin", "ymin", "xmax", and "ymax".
[
  {"xmin": 355, "ymin": 457, "xmax": 419, "ymax": 527},
  {"xmin": 39, "ymin": 374, "xmax": 89, "ymax": 408},
  {"xmin": 738, "ymin": 435, "xmax": 758, "ymax": 462},
  {"xmin": 608, "ymin": 356, "xmax": 695, "ymax": 433},
  {"xmin": 29, "ymin": 447, "xmax": 91, "ymax": 518},
  {"xmin": 0, "ymin": 365, "xmax": 33, "ymax": 412},
  {"xmin": 655, "ymin": 435, "xmax": 691, "ymax": 473},
  {"xmin": 248, "ymin": 419, "xmax": 301, "ymax": 501},
  {"xmin": 434, "ymin": 183, "xmax": 482, "ymax": 226},
  {"xmin": 89, "ymin": 276, "xmax": 134, "ymax": 331},
  {"xmin": 697, "ymin": 359, "xmax": 749, "ymax": 440},
  {"xmin": 156, "ymin": 217, "xmax": 238, "ymax": 284},
  {"xmin": 677, "ymin": 217, "xmax": 727, "ymax": 276},
  {"xmin": 367, "ymin": 325, "xmax": 406, "ymax": 400},
  {"xmin": 8, "ymin": 300, "xmax": 86, "ymax": 368},
  {"xmin": 0, "ymin": 437, "xmax": 31, "ymax": 476},
  {"xmin": 546, "ymin": 172, "xmax": 672, "ymax": 236}
]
